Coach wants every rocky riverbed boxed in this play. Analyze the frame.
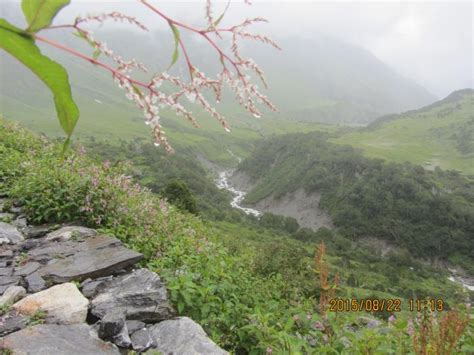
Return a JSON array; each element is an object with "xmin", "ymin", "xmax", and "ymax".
[{"xmin": 0, "ymin": 198, "xmax": 227, "ymax": 354}]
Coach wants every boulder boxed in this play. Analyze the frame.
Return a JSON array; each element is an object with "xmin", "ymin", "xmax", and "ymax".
[
  {"xmin": 0, "ymin": 275, "xmax": 21, "ymax": 294},
  {"xmin": 1, "ymin": 324, "xmax": 120, "ymax": 354},
  {"xmin": 13, "ymin": 261, "xmax": 40, "ymax": 276},
  {"xmin": 0, "ymin": 222, "xmax": 23, "ymax": 245},
  {"xmin": 25, "ymin": 224, "xmax": 57, "ymax": 239},
  {"xmin": 98, "ymin": 309, "xmax": 132, "ymax": 348},
  {"xmin": 0, "ymin": 212, "xmax": 14, "ymax": 221},
  {"xmin": 91, "ymin": 268, "xmax": 175, "ymax": 322},
  {"xmin": 25, "ymin": 272, "xmax": 47, "ymax": 293},
  {"xmin": 80, "ymin": 276, "xmax": 113, "ymax": 298},
  {"xmin": 147, "ymin": 317, "xmax": 228, "ymax": 355},
  {"xmin": 12, "ymin": 283, "xmax": 89, "ymax": 324},
  {"xmin": 34, "ymin": 235, "xmax": 143, "ymax": 283},
  {"xmin": 0, "ymin": 312, "xmax": 28, "ymax": 336},
  {"xmin": 44, "ymin": 225, "xmax": 97, "ymax": 242},
  {"xmin": 0, "ymin": 285, "xmax": 26, "ymax": 306},
  {"xmin": 11, "ymin": 217, "xmax": 27, "ymax": 229},
  {"xmin": 131, "ymin": 328, "xmax": 156, "ymax": 352},
  {"xmin": 126, "ymin": 320, "xmax": 146, "ymax": 335}
]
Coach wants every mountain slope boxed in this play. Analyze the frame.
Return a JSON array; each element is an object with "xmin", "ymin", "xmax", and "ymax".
[
  {"xmin": 333, "ymin": 89, "xmax": 474, "ymax": 174},
  {"xmin": 236, "ymin": 132, "xmax": 474, "ymax": 269}
]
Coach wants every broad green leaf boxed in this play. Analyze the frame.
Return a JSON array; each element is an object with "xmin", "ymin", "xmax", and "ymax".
[
  {"xmin": 22, "ymin": 0, "xmax": 70, "ymax": 33},
  {"xmin": 168, "ymin": 23, "xmax": 180, "ymax": 68},
  {"xmin": 0, "ymin": 19, "xmax": 79, "ymax": 138}
]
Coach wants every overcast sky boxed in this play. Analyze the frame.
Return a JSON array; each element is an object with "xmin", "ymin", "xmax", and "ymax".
[{"xmin": 4, "ymin": 1, "xmax": 473, "ymax": 98}]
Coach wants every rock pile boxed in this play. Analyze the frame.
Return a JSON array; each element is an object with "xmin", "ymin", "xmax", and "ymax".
[{"xmin": 0, "ymin": 199, "xmax": 227, "ymax": 354}]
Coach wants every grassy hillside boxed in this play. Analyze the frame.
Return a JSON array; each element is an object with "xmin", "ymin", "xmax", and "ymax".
[
  {"xmin": 238, "ymin": 131, "xmax": 474, "ymax": 271},
  {"xmin": 333, "ymin": 89, "xmax": 474, "ymax": 175},
  {"xmin": 2, "ymin": 118, "xmax": 472, "ymax": 354}
]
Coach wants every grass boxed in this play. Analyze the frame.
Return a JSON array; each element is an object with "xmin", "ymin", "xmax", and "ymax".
[{"xmin": 333, "ymin": 91, "xmax": 474, "ymax": 174}]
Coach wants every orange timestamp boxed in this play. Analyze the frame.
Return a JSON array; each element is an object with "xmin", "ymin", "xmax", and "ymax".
[
  {"xmin": 329, "ymin": 298, "xmax": 446, "ymax": 312},
  {"xmin": 329, "ymin": 298, "xmax": 402, "ymax": 312}
]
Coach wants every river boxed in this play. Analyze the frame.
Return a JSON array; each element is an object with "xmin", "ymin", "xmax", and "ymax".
[{"xmin": 215, "ymin": 170, "xmax": 262, "ymax": 217}]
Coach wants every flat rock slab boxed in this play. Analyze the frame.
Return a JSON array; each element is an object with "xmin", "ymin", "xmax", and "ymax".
[
  {"xmin": 13, "ymin": 283, "xmax": 89, "ymax": 324},
  {"xmin": 35, "ymin": 234, "xmax": 143, "ymax": 283},
  {"xmin": 44, "ymin": 225, "xmax": 97, "ymax": 242},
  {"xmin": 0, "ymin": 312, "xmax": 28, "ymax": 336},
  {"xmin": 1, "ymin": 323, "xmax": 120, "ymax": 354},
  {"xmin": 91, "ymin": 268, "xmax": 175, "ymax": 322},
  {"xmin": 147, "ymin": 317, "xmax": 228, "ymax": 355},
  {"xmin": 0, "ymin": 222, "xmax": 23, "ymax": 245}
]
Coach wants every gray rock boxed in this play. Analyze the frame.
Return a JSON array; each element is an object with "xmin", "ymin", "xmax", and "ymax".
[
  {"xmin": 13, "ymin": 283, "xmax": 89, "ymax": 324},
  {"xmin": 0, "ymin": 267, "xmax": 12, "ymax": 276},
  {"xmin": 36, "ymin": 235, "xmax": 143, "ymax": 283},
  {"xmin": 0, "ymin": 312, "xmax": 28, "ymax": 336},
  {"xmin": 0, "ymin": 249, "xmax": 13, "ymax": 258},
  {"xmin": 0, "ymin": 222, "xmax": 24, "ymax": 245},
  {"xmin": 126, "ymin": 320, "xmax": 146, "ymax": 335},
  {"xmin": 0, "ymin": 285, "xmax": 26, "ymax": 306},
  {"xmin": 99, "ymin": 309, "xmax": 132, "ymax": 348},
  {"xmin": 0, "ymin": 275, "xmax": 20, "ymax": 294},
  {"xmin": 25, "ymin": 272, "xmax": 47, "ymax": 293},
  {"xmin": 20, "ymin": 239, "xmax": 40, "ymax": 251},
  {"xmin": 44, "ymin": 225, "xmax": 97, "ymax": 242},
  {"xmin": 11, "ymin": 217, "xmax": 27, "ymax": 229},
  {"xmin": 131, "ymin": 328, "xmax": 156, "ymax": 352},
  {"xmin": 25, "ymin": 224, "xmax": 57, "ymax": 239},
  {"xmin": 14, "ymin": 261, "xmax": 40, "ymax": 276},
  {"xmin": 91, "ymin": 269, "xmax": 175, "ymax": 323},
  {"xmin": 9, "ymin": 206, "xmax": 22, "ymax": 214},
  {"xmin": 1, "ymin": 323, "xmax": 120, "ymax": 354},
  {"xmin": 147, "ymin": 317, "xmax": 228, "ymax": 355},
  {"xmin": 80, "ymin": 276, "xmax": 113, "ymax": 298}
]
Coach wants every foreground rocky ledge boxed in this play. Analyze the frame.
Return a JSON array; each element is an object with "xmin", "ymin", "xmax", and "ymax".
[{"xmin": 0, "ymin": 199, "xmax": 227, "ymax": 354}]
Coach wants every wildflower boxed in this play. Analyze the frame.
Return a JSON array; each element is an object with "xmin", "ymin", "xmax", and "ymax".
[
  {"xmin": 388, "ymin": 314, "xmax": 396, "ymax": 323},
  {"xmin": 311, "ymin": 321, "xmax": 324, "ymax": 330},
  {"xmin": 292, "ymin": 315, "xmax": 300, "ymax": 321},
  {"xmin": 266, "ymin": 347, "xmax": 272, "ymax": 354}
]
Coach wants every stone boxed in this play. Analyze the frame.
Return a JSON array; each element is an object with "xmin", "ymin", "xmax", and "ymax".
[
  {"xmin": 147, "ymin": 317, "xmax": 228, "ymax": 355},
  {"xmin": 20, "ymin": 239, "xmax": 40, "ymax": 251},
  {"xmin": 13, "ymin": 261, "xmax": 40, "ymax": 276},
  {"xmin": 99, "ymin": 309, "xmax": 132, "ymax": 348},
  {"xmin": 126, "ymin": 320, "xmax": 146, "ymax": 335},
  {"xmin": 91, "ymin": 269, "xmax": 175, "ymax": 322},
  {"xmin": 0, "ymin": 222, "xmax": 23, "ymax": 245},
  {"xmin": 9, "ymin": 206, "xmax": 22, "ymax": 214},
  {"xmin": 25, "ymin": 224, "xmax": 57, "ymax": 239},
  {"xmin": 0, "ymin": 312, "xmax": 28, "ymax": 336},
  {"xmin": 80, "ymin": 276, "xmax": 113, "ymax": 298},
  {"xmin": 0, "ymin": 249, "xmax": 13, "ymax": 258},
  {"xmin": 25, "ymin": 272, "xmax": 47, "ymax": 293},
  {"xmin": 35, "ymin": 235, "xmax": 143, "ymax": 283},
  {"xmin": 12, "ymin": 283, "xmax": 89, "ymax": 324},
  {"xmin": 131, "ymin": 328, "xmax": 156, "ymax": 352},
  {"xmin": 11, "ymin": 217, "xmax": 27, "ymax": 229},
  {"xmin": 0, "ymin": 276, "xmax": 20, "ymax": 294},
  {"xmin": 1, "ymin": 324, "xmax": 120, "ymax": 354},
  {"xmin": 44, "ymin": 225, "xmax": 97, "ymax": 242},
  {"xmin": 0, "ymin": 267, "xmax": 12, "ymax": 276},
  {"xmin": 0, "ymin": 285, "xmax": 26, "ymax": 306}
]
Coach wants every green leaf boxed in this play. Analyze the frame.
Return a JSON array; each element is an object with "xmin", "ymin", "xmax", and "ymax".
[
  {"xmin": 213, "ymin": 0, "xmax": 231, "ymax": 27},
  {"xmin": 168, "ymin": 23, "xmax": 180, "ymax": 68},
  {"xmin": 22, "ymin": 0, "xmax": 70, "ymax": 33},
  {"xmin": 0, "ymin": 19, "xmax": 79, "ymax": 138}
]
